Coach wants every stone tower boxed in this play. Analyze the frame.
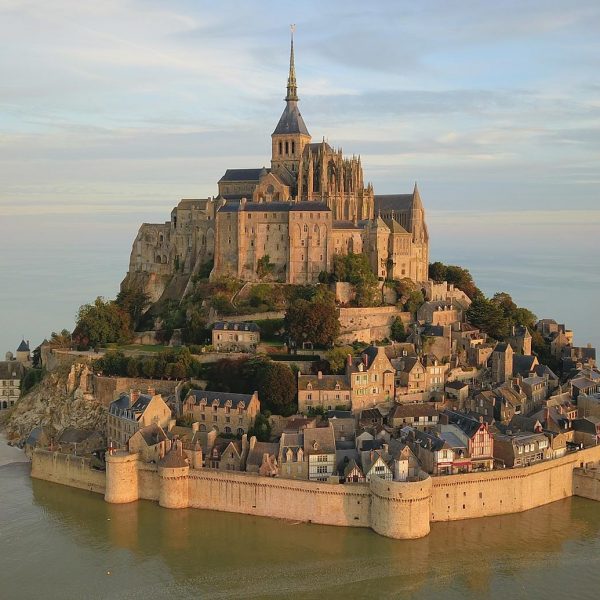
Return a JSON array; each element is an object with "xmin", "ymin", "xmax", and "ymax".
[{"xmin": 270, "ymin": 27, "xmax": 311, "ymax": 186}]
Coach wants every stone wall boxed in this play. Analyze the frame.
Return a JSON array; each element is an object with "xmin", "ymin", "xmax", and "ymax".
[
  {"xmin": 430, "ymin": 445, "xmax": 600, "ymax": 522},
  {"xmin": 32, "ymin": 445, "xmax": 600, "ymax": 540},
  {"xmin": 338, "ymin": 307, "xmax": 411, "ymax": 344},
  {"xmin": 31, "ymin": 450, "xmax": 105, "ymax": 494},
  {"xmin": 92, "ymin": 375, "xmax": 180, "ymax": 406}
]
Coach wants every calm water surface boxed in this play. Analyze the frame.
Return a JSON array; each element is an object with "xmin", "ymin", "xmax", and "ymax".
[{"xmin": 1, "ymin": 440, "xmax": 600, "ymax": 599}]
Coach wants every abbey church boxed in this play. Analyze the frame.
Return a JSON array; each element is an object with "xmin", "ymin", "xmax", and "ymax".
[{"xmin": 125, "ymin": 34, "xmax": 429, "ymax": 297}]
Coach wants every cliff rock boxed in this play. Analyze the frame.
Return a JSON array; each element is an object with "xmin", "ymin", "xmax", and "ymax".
[{"xmin": 5, "ymin": 362, "xmax": 106, "ymax": 443}]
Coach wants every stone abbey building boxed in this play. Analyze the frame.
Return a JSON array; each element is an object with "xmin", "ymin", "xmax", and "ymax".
[{"xmin": 125, "ymin": 34, "xmax": 429, "ymax": 297}]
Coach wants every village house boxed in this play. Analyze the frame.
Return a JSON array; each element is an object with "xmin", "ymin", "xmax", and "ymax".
[
  {"xmin": 0, "ymin": 359, "xmax": 24, "ymax": 410},
  {"xmin": 569, "ymin": 368, "xmax": 600, "ymax": 400},
  {"xmin": 387, "ymin": 403, "xmax": 439, "ymax": 430},
  {"xmin": 562, "ymin": 345, "xmax": 596, "ymax": 371},
  {"xmin": 206, "ymin": 437, "xmax": 246, "ymax": 471},
  {"xmin": 361, "ymin": 448, "xmax": 393, "ymax": 482},
  {"xmin": 417, "ymin": 301, "xmax": 462, "ymax": 326},
  {"xmin": 572, "ymin": 418, "xmax": 600, "ymax": 447},
  {"xmin": 395, "ymin": 356, "xmax": 427, "ymax": 398},
  {"xmin": 325, "ymin": 410, "xmax": 356, "ymax": 441},
  {"xmin": 491, "ymin": 343, "xmax": 513, "ymax": 385},
  {"xmin": 406, "ymin": 429, "xmax": 457, "ymax": 476},
  {"xmin": 388, "ymin": 438, "xmax": 420, "ymax": 481},
  {"xmin": 340, "ymin": 457, "xmax": 365, "ymax": 483},
  {"xmin": 444, "ymin": 381, "xmax": 469, "ymax": 408},
  {"xmin": 440, "ymin": 411, "xmax": 494, "ymax": 471},
  {"xmin": 278, "ymin": 431, "xmax": 307, "ymax": 480},
  {"xmin": 56, "ymin": 428, "xmax": 104, "ymax": 456},
  {"xmin": 507, "ymin": 325, "xmax": 532, "ymax": 355},
  {"xmin": 245, "ymin": 437, "xmax": 279, "ymax": 476},
  {"xmin": 422, "ymin": 354, "xmax": 449, "ymax": 399},
  {"xmin": 346, "ymin": 346, "xmax": 395, "ymax": 412},
  {"xmin": 107, "ymin": 391, "xmax": 172, "ymax": 448},
  {"xmin": 211, "ymin": 321, "xmax": 260, "ymax": 352},
  {"xmin": 493, "ymin": 431, "xmax": 549, "ymax": 468},
  {"xmin": 182, "ymin": 389, "xmax": 260, "ymax": 435},
  {"xmin": 128, "ymin": 423, "xmax": 170, "ymax": 463},
  {"xmin": 303, "ymin": 424, "xmax": 337, "ymax": 481},
  {"xmin": 520, "ymin": 375, "xmax": 549, "ymax": 410},
  {"xmin": 513, "ymin": 354, "xmax": 539, "ymax": 378},
  {"xmin": 297, "ymin": 371, "xmax": 351, "ymax": 412}
]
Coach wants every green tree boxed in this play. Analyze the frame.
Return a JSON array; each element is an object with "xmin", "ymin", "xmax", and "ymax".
[
  {"xmin": 466, "ymin": 295, "xmax": 510, "ymax": 340},
  {"xmin": 48, "ymin": 329, "xmax": 72, "ymax": 349},
  {"xmin": 285, "ymin": 297, "xmax": 340, "ymax": 348},
  {"xmin": 405, "ymin": 290, "xmax": 425, "ymax": 315},
  {"xmin": 73, "ymin": 297, "xmax": 133, "ymax": 349},
  {"xmin": 256, "ymin": 255, "xmax": 275, "ymax": 279},
  {"xmin": 427, "ymin": 262, "xmax": 480, "ymax": 299},
  {"xmin": 325, "ymin": 346, "xmax": 353, "ymax": 374},
  {"xmin": 331, "ymin": 252, "xmax": 379, "ymax": 307},
  {"xmin": 115, "ymin": 285, "xmax": 150, "ymax": 328},
  {"xmin": 248, "ymin": 412, "xmax": 272, "ymax": 442},
  {"xmin": 252, "ymin": 360, "xmax": 297, "ymax": 416},
  {"xmin": 390, "ymin": 317, "xmax": 407, "ymax": 342}
]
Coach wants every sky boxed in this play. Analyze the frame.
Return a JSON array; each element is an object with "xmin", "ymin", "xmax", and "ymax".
[{"xmin": 0, "ymin": 0, "xmax": 599, "ymax": 351}]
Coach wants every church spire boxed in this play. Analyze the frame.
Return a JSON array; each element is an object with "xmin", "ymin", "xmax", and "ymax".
[{"xmin": 286, "ymin": 24, "xmax": 298, "ymax": 102}]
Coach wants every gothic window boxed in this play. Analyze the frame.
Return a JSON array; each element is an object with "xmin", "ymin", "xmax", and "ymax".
[
  {"xmin": 285, "ymin": 141, "xmax": 289, "ymax": 154},
  {"xmin": 303, "ymin": 224, "xmax": 308, "ymax": 232},
  {"xmin": 279, "ymin": 141, "xmax": 282, "ymax": 155},
  {"xmin": 292, "ymin": 141, "xmax": 295, "ymax": 154}
]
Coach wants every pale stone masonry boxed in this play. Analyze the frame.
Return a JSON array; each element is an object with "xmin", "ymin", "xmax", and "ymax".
[
  {"xmin": 107, "ymin": 392, "xmax": 172, "ymax": 449},
  {"xmin": 120, "ymin": 33, "xmax": 429, "ymax": 298},
  {"xmin": 182, "ymin": 389, "xmax": 260, "ymax": 436}
]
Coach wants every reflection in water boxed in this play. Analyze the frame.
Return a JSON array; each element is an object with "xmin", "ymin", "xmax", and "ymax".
[{"xmin": 2, "ymin": 466, "xmax": 593, "ymax": 599}]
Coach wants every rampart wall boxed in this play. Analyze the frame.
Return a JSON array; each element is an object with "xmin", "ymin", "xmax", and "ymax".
[
  {"xmin": 31, "ymin": 450, "xmax": 105, "ymax": 494},
  {"xmin": 338, "ymin": 307, "xmax": 411, "ymax": 344},
  {"xmin": 31, "ymin": 445, "xmax": 600, "ymax": 540},
  {"xmin": 430, "ymin": 445, "xmax": 600, "ymax": 522}
]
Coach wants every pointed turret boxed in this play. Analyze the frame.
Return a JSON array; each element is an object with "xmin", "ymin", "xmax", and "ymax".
[{"xmin": 412, "ymin": 182, "xmax": 423, "ymax": 209}]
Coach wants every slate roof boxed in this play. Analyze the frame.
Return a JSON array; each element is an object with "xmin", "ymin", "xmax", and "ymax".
[
  {"xmin": 374, "ymin": 194, "xmax": 414, "ymax": 213},
  {"xmin": 411, "ymin": 429, "xmax": 447, "ymax": 452},
  {"xmin": 246, "ymin": 441, "xmax": 279, "ymax": 468},
  {"xmin": 273, "ymin": 101, "xmax": 310, "ymax": 136},
  {"xmin": 388, "ymin": 403, "xmax": 439, "ymax": 419},
  {"xmin": 16, "ymin": 340, "xmax": 30, "ymax": 352},
  {"xmin": 573, "ymin": 417, "xmax": 600, "ymax": 434},
  {"xmin": 513, "ymin": 354, "xmax": 538, "ymax": 376},
  {"xmin": 212, "ymin": 321, "xmax": 260, "ymax": 332},
  {"xmin": 218, "ymin": 200, "xmax": 330, "ymax": 214},
  {"xmin": 298, "ymin": 374, "xmax": 349, "ymax": 391},
  {"xmin": 57, "ymin": 428, "xmax": 99, "ymax": 444},
  {"xmin": 218, "ymin": 168, "xmax": 264, "ymax": 183},
  {"xmin": 138, "ymin": 423, "xmax": 168, "ymax": 446},
  {"xmin": 443, "ymin": 410, "xmax": 485, "ymax": 438},
  {"xmin": 445, "ymin": 381, "xmax": 469, "ymax": 391},
  {"xmin": 303, "ymin": 426, "xmax": 336, "ymax": 455},
  {"xmin": 186, "ymin": 389, "xmax": 255, "ymax": 409},
  {"xmin": 158, "ymin": 447, "xmax": 188, "ymax": 468}
]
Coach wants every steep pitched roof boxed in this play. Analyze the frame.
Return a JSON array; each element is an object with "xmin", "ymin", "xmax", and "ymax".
[
  {"xmin": 374, "ymin": 194, "xmax": 414, "ymax": 213},
  {"xmin": 186, "ymin": 389, "xmax": 255, "ymax": 409},
  {"xmin": 16, "ymin": 340, "xmax": 30, "ymax": 352},
  {"xmin": 273, "ymin": 101, "xmax": 310, "ymax": 135},
  {"xmin": 218, "ymin": 168, "xmax": 264, "ymax": 183}
]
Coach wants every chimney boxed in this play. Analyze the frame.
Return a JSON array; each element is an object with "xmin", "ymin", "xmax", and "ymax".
[
  {"xmin": 317, "ymin": 371, "xmax": 323, "ymax": 380},
  {"xmin": 363, "ymin": 353, "xmax": 369, "ymax": 367},
  {"xmin": 130, "ymin": 389, "xmax": 141, "ymax": 404},
  {"xmin": 347, "ymin": 354, "xmax": 352, "ymax": 366},
  {"xmin": 147, "ymin": 386, "xmax": 156, "ymax": 397}
]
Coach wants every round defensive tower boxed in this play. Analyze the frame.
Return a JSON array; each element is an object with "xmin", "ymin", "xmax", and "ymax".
[
  {"xmin": 105, "ymin": 451, "xmax": 140, "ymax": 504},
  {"xmin": 369, "ymin": 473, "xmax": 432, "ymax": 539},
  {"xmin": 158, "ymin": 444, "xmax": 190, "ymax": 509}
]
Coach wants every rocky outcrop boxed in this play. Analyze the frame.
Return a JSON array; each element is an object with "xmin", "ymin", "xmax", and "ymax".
[{"xmin": 5, "ymin": 362, "xmax": 106, "ymax": 444}]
